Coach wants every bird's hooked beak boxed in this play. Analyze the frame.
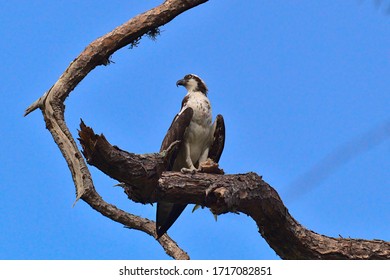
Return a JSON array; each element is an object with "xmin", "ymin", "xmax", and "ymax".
[{"xmin": 176, "ymin": 79, "xmax": 186, "ymax": 87}]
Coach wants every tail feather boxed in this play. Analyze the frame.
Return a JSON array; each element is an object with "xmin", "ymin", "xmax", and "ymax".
[{"xmin": 156, "ymin": 202, "xmax": 187, "ymax": 239}]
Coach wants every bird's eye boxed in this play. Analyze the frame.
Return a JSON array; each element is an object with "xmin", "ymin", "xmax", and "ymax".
[{"xmin": 186, "ymin": 74, "xmax": 193, "ymax": 79}]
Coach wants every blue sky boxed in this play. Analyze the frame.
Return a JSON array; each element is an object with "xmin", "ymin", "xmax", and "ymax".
[{"xmin": 1, "ymin": 1, "xmax": 389, "ymax": 260}]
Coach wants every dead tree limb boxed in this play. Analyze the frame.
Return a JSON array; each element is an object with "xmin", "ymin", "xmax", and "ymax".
[
  {"xmin": 24, "ymin": 0, "xmax": 389, "ymax": 259},
  {"xmin": 24, "ymin": 0, "xmax": 210, "ymax": 260},
  {"xmin": 159, "ymin": 173, "xmax": 390, "ymax": 259},
  {"xmin": 78, "ymin": 122, "xmax": 390, "ymax": 260}
]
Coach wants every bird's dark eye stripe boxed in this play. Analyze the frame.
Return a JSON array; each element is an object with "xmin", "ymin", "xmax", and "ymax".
[{"xmin": 185, "ymin": 74, "xmax": 193, "ymax": 79}]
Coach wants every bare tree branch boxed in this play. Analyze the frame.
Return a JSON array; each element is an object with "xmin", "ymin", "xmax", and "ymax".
[
  {"xmin": 24, "ymin": 0, "xmax": 389, "ymax": 259},
  {"xmin": 24, "ymin": 0, "xmax": 209, "ymax": 260},
  {"xmin": 78, "ymin": 122, "xmax": 390, "ymax": 259},
  {"xmin": 82, "ymin": 188, "xmax": 189, "ymax": 260},
  {"xmin": 159, "ymin": 172, "xmax": 390, "ymax": 259}
]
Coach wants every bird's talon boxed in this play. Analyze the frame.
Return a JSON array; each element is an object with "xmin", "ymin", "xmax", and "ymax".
[{"xmin": 180, "ymin": 167, "xmax": 197, "ymax": 174}]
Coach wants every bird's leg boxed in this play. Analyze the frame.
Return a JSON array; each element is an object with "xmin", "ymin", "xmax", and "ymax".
[
  {"xmin": 196, "ymin": 147, "xmax": 209, "ymax": 171},
  {"xmin": 180, "ymin": 142, "xmax": 197, "ymax": 174},
  {"xmin": 181, "ymin": 147, "xmax": 210, "ymax": 174}
]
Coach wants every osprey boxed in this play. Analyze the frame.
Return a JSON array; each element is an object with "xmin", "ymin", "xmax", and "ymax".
[{"xmin": 156, "ymin": 74, "xmax": 225, "ymax": 239}]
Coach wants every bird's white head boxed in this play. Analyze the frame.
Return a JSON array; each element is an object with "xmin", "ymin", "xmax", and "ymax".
[{"xmin": 176, "ymin": 74, "xmax": 208, "ymax": 95}]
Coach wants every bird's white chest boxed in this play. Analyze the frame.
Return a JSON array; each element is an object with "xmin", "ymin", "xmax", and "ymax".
[
  {"xmin": 181, "ymin": 92, "xmax": 213, "ymax": 164},
  {"xmin": 185, "ymin": 93, "xmax": 212, "ymax": 126}
]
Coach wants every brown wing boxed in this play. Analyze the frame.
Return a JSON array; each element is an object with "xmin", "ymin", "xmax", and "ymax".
[
  {"xmin": 156, "ymin": 107, "xmax": 193, "ymax": 239},
  {"xmin": 160, "ymin": 107, "xmax": 193, "ymax": 170},
  {"xmin": 208, "ymin": 114, "xmax": 225, "ymax": 163}
]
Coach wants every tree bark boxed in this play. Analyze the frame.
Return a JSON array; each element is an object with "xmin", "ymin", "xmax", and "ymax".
[{"xmin": 78, "ymin": 122, "xmax": 390, "ymax": 260}]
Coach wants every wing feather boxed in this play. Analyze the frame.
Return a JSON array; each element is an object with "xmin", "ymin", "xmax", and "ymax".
[
  {"xmin": 156, "ymin": 107, "xmax": 193, "ymax": 239},
  {"xmin": 160, "ymin": 107, "xmax": 193, "ymax": 170},
  {"xmin": 208, "ymin": 114, "xmax": 225, "ymax": 163}
]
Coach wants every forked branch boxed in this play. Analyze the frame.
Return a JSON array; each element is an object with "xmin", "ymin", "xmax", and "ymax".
[{"xmin": 24, "ymin": 0, "xmax": 210, "ymax": 260}]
